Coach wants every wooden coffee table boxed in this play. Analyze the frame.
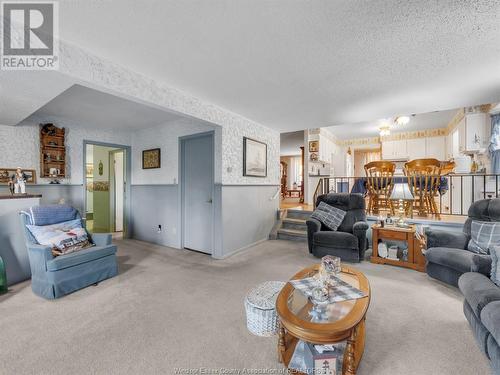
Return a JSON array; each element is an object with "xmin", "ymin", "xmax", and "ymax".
[{"xmin": 276, "ymin": 264, "xmax": 371, "ymax": 375}]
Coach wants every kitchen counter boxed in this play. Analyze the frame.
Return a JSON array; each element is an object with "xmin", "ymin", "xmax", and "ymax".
[{"xmin": 0, "ymin": 194, "xmax": 42, "ymax": 200}]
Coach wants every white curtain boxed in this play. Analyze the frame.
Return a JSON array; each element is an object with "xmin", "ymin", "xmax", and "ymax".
[{"xmin": 290, "ymin": 156, "xmax": 303, "ymax": 188}]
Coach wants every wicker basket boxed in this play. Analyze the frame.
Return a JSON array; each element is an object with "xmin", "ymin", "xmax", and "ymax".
[{"xmin": 244, "ymin": 281, "xmax": 286, "ymax": 337}]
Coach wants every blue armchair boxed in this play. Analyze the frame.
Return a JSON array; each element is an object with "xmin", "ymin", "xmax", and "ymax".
[{"xmin": 20, "ymin": 205, "xmax": 118, "ymax": 299}]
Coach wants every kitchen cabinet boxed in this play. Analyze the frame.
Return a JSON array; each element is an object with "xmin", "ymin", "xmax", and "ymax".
[
  {"xmin": 383, "ymin": 137, "xmax": 445, "ymax": 160},
  {"xmin": 450, "ymin": 117, "xmax": 466, "ymax": 157},
  {"xmin": 426, "ymin": 136, "xmax": 446, "ymax": 160},
  {"xmin": 314, "ymin": 134, "xmax": 337, "ymax": 163},
  {"xmin": 382, "ymin": 139, "xmax": 407, "ymax": 160},
  {"xmin": 445, "ymin": 133, "xmax": 453, "ymax": 160},
  {"xmin": 458, "ymin": 117, "xmax": 466, "ymax": 153},
  {"xmin": 449, "ymin": 113, "xmax": 489, "ymax": 156},
  {"xmin": 465, "ymin": 112, "xmax": 490, "ymax": 152},
  {"xmin": 407, "ymin": 138, "xmax": 426, "ymax": 160}
]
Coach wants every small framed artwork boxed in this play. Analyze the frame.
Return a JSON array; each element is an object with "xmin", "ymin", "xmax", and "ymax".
[
  {"xmin": 309, "ymin": 140, "xmax": 319, "ymax": 152},
  {"xmin": 0, "ymin": 168, "xmax": 36, "ymax": 184},
  {"xmin": 142, "ymin": 148, "xmax": 161, "ymax": 169},
  {"xmin": 243, "ymin": 137, "xmax": 267, "ymax": 177}
]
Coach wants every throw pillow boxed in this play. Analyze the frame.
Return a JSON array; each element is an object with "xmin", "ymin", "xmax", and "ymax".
[
  {"xmin": 467, "ymin": 220, "xmax": 500, "ymax": 255},
  {"xmin": 310, "ymin": 201, "xmax": 346, "ymax": 231},
  {"xmin": 26, "ymin": 219, "xmax": 94, "ymax": 256},
  {"xmin": 490, "ymin": 245, "xmax": 500, "ymax": 286}
]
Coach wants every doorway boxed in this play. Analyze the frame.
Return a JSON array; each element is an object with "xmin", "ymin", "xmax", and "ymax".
[
  {"xmin": 353, "ymin": 148, "xmax": 381, "ymax": 176},
  {"xmin": 84, "ymin": 141, "xmax": 130, "ymax": 238},
  {"xmin": 180, "ymin": 132, "xmax": 214, "ymax": 254}
]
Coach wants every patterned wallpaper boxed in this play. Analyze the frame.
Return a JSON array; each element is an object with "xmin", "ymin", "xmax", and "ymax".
[
  {"xmin": 1, "ymin": 115, "xmax": 278, "ymax": 186},
  {"xmin": 0, "ymin": 125, "xmax": 39, "ymax": 177},
  {"xmin": 0, "ymin": 117, "xmax": 131, "ymax": 185},
  {"xmin": 222, "ymin": 123, "xmax": 280, "ymax": 185},
  {"xmin": 131, "ymin": 118, "xmax": 221, "ymax": 185},
  {"xmin": 59, "ymin": 41, "xmax": 280, "ymax": 185}
]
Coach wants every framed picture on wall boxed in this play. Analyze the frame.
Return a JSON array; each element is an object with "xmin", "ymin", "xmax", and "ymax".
[
  {"xmin": 243, "ymin": 137, "xmax": 267, "ymax": 177},
  {"xmin": 142, "ymin": 148, "xmax": 161, "ymax": 169},
  {"xmin": 0, "ymin": 168, "xmax": 36, "ymax": 184},
  {"xmin": 309, "ymin": 140, "xmax": 319, "ymax": 152}
]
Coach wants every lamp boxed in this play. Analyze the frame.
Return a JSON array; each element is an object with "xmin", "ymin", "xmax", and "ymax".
[{"xmin": 390, "ymin": 183, "xmax": 414, "ymax": 227}]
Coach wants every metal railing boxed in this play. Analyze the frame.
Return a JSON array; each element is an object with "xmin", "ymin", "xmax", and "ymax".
[{"xmin": 313, "ymin": 174, "xmax": 500, "ymax": 217}]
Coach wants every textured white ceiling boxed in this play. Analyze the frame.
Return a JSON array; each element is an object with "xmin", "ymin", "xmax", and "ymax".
[
  {"xmin": 327, "ymin": 108, "xmax": 459, "ymax": 140},
  {"xmin": 0, "ymin": 70, "xmax": 74, "ymax": 125},
  {"xmin": 26, "ymin": 85, "xmax": 183, "ymax": 130},
  {"xmin": 55, "ymin": 0, "xmax": 500, "ymax": 131}
]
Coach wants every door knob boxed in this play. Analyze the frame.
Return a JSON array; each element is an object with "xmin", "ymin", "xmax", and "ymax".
[{"xmin": 207, "ymin": 198, "xmax": 213, "ymax": 203}]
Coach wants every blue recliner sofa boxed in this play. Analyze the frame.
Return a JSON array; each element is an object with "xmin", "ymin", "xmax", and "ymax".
[
  {"xmin": 459, "ymin": 272, "xmax": 500, "ymax": 374},
  {"xmin": 20, "ymin": 205, "xmax": 118, "ymax": 299},
  {"xmin": 425, "ymin": 198, "xmax": 499, "ymax": 287}
]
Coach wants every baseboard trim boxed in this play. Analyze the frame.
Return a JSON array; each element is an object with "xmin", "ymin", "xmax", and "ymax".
[{"xmin": 212, "ymin": 238, "xmax": 268, "ymax": 259}]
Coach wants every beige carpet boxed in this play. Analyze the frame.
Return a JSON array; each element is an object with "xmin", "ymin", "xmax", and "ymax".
[{"xmin": 0, "ymin": 239, "xmax": 490, "ymax": 375}]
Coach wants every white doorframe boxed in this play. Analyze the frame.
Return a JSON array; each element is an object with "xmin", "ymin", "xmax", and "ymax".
[
  {"xmin": 109, "ymin": 149, "xmax": 124, "ymax": 233},
  {"xmin": 83, "ymin": 140, "xmax": 131, "ymax": 237}
]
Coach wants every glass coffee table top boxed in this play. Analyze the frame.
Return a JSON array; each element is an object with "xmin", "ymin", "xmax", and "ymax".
[{"xmin": 287, "ymin": 269, "xmax": 361, "ymax": 324}]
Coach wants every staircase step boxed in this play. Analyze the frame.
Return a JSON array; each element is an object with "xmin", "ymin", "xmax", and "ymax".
[
  {"xmin": 277, "ymin": 228, "xmax": 307, "ymax": 241},
  {"xmin": 282, "ymin": 217, "xmax": 307, "ymax": 230},
  {"xmin": 283, "ymin": 217, "xmax": 306, "ymax": 224},
  {"xmin": 286, "ymin": 209, "xmax": 313, "ymax": 220}
]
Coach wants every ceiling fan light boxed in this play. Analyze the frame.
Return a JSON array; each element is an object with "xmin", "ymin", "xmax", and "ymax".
[
  {"xmin": 379, "ymin": 126, "xmax": 391, "ymax": 137},
  {"xmin": 395, "ymin": 116, "xmax": 410, "ymax": 126}
]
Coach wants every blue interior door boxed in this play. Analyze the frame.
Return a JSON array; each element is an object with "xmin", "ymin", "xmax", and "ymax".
[{"xmin": 182, "ymin": 133, "xmax": 214, "ymax": 254}]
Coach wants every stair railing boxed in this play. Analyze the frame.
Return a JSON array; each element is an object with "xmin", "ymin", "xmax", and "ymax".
[{"xmin": 313, "ymin": 178, "xmax": 331, "ymax": 205}]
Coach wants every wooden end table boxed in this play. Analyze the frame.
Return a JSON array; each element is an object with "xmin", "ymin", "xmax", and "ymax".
[{"xmin": 370, "ymin": 224, "xmax": 426, "ymax": 272}]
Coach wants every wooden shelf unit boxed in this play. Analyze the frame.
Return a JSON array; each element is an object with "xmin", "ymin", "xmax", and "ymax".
[
  {"xmin": 40, "ymin": 124, "xmax": 66, "ymax": 178},
  {"xmin": 371, "ymin": 224, "xmax": 426, "ymax": 272}
]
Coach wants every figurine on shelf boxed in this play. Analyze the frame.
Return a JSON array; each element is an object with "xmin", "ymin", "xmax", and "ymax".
[{"xmin": 9, "ymin": 167, "xmax": 27, "ymax": 194}]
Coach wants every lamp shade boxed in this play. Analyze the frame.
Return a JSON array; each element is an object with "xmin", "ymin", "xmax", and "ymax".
[{"xmin": 390, "ymin": 183, "xmax": 414, "ymax": 200}]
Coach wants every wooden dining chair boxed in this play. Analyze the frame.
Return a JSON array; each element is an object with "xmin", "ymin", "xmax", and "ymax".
[
  {"xmin": 404, "ymin": 158, "xmax": 442, "ymax": 218},
  {"xmin": 364, "ymin": 161, "xmax": 396, "ymax": 215},
  {"xmin": 439, "ymin": 160, "xmax": 455, "ymax": 176}
]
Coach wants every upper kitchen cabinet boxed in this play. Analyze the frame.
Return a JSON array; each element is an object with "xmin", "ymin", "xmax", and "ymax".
[
  {"xmin": 382, "ymin": 139, "xmax": 407, "ymax": 160},
  {"xmin": 426, "ymin": 136, "xmax": 446, "ymax": 160},
  {"xmin": 449, "ymin": 112, "xmax": 490, "ymax": 156},
  {"xmin": 465, "ymin": 112, "xmax": 490, "ymax": 152},
  {"xmin": 407, "ymin": 138, "xmax": 426, "ymax": 160},
  {"xmin": 383, "ymin": 136, "xmax": 445, "ymax": 161},
  {"xmin": 451, "ymin": 117, "xmax": 465, "ymax": 157},
  {"xmin": 309, "ymin": 133, "xmax": 337, "ymax": 164}
]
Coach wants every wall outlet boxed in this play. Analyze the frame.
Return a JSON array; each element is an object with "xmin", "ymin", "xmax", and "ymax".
[{"xmin": 157, "ymin": 225, "xmax": 162, "ymax": 233}]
